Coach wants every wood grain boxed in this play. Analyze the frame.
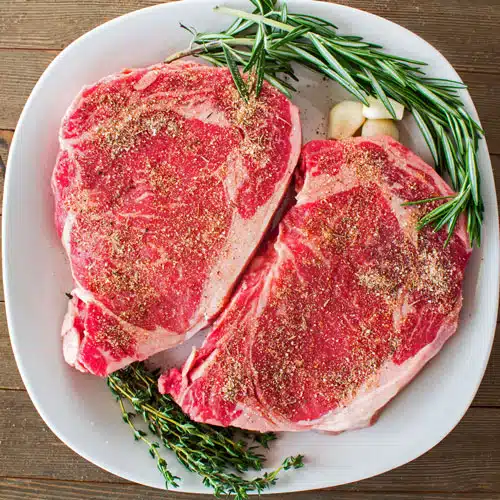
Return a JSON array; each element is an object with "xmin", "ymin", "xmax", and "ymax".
[
  {"xmin": 1, "ymin": 133, "xmax": 497, "ymax": 212},
  {"xmin": 0, "ymin": 1, "xmax": 163, "ymax": 50},
  {"xmin": 462, "ymin": 71, "xmax": 500, "ymax": 154},
  {"xmin": 0, "ymin": 130, "xmax": 10, "ymax": 212},
  {"xmin": 0, "ymin": 316, "xmax": 498, "ymax": 395},
  {"xmin": 0, "ymin": 224, "xmax": 3, "ymax": 300},
  {"xmin": 0, "ymin": 389, "xmax": 499, "ymax": 492},
  {"xmin": 0, "ymin": 1, "xmax": 499, "ymax": 497},
  {"xmin": 0, "ymin": 307, "xmax": 21, "ymax": 390},
  {"xmin": 2, "ymin": 479, "xmax": 500, "ymax": 500},
  {"xmin": 0, "ymin": 390, "xmax": 122, "ymax": 484},
  {"xmin": 0, "ymin": 311, "xmax": 497, "ymax": 392},
  {"xmin": 0, "ymin": 130, "xmax": 13, "ymax": 169},
  {"xmin": 1, "ymin": 50, "xmax": 499, "ymax": 153},
  {"xmin": 474, "ymin": 322, "xmax": 500, "ymax": 407},
  {"xmin": 0, "ymin": 0, "xmax": 499, "ymax": 76},
  {"xmin": 0, "ymin": 50, "xmax": 57, "ymax": 130}
]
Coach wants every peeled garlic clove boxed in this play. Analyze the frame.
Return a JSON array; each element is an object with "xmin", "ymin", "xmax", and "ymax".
[
  {"xmin": 362, "ymin": 96, "xmax": 405, "ymax": 121},
  {"xmin": 361, "ymin": 119, "xmax": 400, "ymax": 141},
  {"xmin": 328, "ymin": 101, "xmax": 366, "ymax": 139}
]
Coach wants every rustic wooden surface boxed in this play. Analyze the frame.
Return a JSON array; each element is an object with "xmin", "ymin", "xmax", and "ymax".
[{"xmin": 0, "ymin": 0, "xmax": 499, "ymax": 498}]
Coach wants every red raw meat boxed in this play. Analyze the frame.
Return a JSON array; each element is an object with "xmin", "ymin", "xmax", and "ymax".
[
  {"xmin": 160, "ymin": 137, "xmax": 471, "ymax": 433},
  {"xmin": 52, "ymin": 62, "xmax": 301, "ymax": 376}
]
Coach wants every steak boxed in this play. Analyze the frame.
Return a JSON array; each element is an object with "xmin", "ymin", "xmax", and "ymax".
[
  {"xmin": 159, "ymin": 137, "xmax": 471, "ymax": 433},
  {"xmin": 52, "ymin": 62, "xmax": 301, "ymax": 376}
]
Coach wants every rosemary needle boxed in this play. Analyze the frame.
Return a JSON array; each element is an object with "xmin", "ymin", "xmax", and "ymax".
[
  {"xmin": 107, "ymin": 1, "xmax": 484, "ymax": 493},
  {"xmin": 167, "ymin": 0, "xmax": 484, "ymax": 246}
]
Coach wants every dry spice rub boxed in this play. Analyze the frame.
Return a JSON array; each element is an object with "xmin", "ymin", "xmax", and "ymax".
[
  {"xmin": 52, "ymin": 62, "xmax": 301, "ymax": 376},
  {"xmin": 160, "ymin": 137, "xmax": 470, "ymax": 433}
]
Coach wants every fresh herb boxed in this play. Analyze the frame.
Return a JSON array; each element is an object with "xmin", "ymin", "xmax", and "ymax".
[
  {"xmin": 166, "ymin": 0, "xmax": 483, "ymax": 246},
  {"xmin": 107, "ymin": 363, "xmax": 304, "ymax": 498}
]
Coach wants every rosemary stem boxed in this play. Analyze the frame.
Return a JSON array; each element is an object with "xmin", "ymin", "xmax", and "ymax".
[
  {"xmin": 214, "ymin": 6, "xmax": 293, "ymax": 31},
  {"xmin": 201, "ymin": 0, "xmax": 483, "ymax": 245},
  {"xmin": 165, "ymin": 37, "xmax": 256, "ymax": 63}
]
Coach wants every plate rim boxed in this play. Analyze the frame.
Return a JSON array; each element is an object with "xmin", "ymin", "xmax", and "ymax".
[{"xmin": 3, "ymin": 0, "xmax": 499, "ymax": 493}]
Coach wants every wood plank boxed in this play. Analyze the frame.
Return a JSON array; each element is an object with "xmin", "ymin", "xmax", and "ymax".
[
  {"xmin": 0, "ymin": 1, "xmax": 163, "ymax": 50},
  {"xmin": 465, "ymin": 72, "xmax": 500, "ymax": 155},
  {"xmin": 0, "ymin": 0, "xmax": 498, "ymax": 76},
  {"xmin": 1, "ymin": 389, "xmax": 499, "ymax": 492},
  {"xmin": 334, "ymin": 0, "xmax": 500, "ymax": 75},
  {"xmin": 2, "ymin": 2, "xmax": 499, "ymax": 497},
  {"xmin": 0, "ymin": 306, "xmax": 22, "ymax": 390},
  {"xmin": 0, "ymin": 130, "xmax": 12, "ymax": 213},
  {"xmin": 0, "ymin": 126, "xmax": 497, "ymax": 217},
  {"xmin": 1, "ymin": 49, "xmax": 499, "ymax": 153},
  {"xmin": 0, "ymin": 132, "xmax": 495, "ymax": 396},
  {"xmin": 0, "ymin": 390, "xmax": 122, "ymax": 483},
  {"xmin": 492, "ymin": 154, "xmax": 500, "ymax": 185},
  {"xmin": 0, "ymin": 131, "xmax": 498, "ymax": 215},
  {"xmin": 0, "ymin": 50, "xmax": 57, "ymax": 130},
  {"xmin": 0, "ymin": 218, "xmax": 3, "ymax": 298},
  {"xmin": 492, "ymin": 154, "xmax": 500, "ymax": 224},
  {"xmin": 0, "ymin": 283, "xmax": 497, "ymax": 407},
  {"xmin": 0, "ymin": 310, "xmax": 499, "ymax": 397},
  {"xmin": 0, "ymin": 130, "xmax": 12, "ymax": 214},
  {"xmin": 0, "ymin": 130, "xmax": 13, "ymax": 169},
  {"xmin": 473, "ymin": 321, "xmax": 500, "ymax": 407},
  {"xmin": 1, "ymin": 479, "xmax": 500, "ymax": 500}
]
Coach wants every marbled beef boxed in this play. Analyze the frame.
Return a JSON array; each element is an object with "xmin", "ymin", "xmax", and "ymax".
[
  {"xmin": 160, "ymin": 137, "xmax": 471, "ymax": 432},
  {"xmin": 52, "ymin": 62, "xmax": 301, "ymax": 376}
]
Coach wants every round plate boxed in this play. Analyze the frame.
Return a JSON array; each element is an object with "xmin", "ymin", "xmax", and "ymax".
[{"xmin": 3, "ymin": 0, "xmax": 499, "ymax": 493}]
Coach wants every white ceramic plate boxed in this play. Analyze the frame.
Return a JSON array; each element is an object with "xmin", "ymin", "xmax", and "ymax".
[{"xmin": 4, "ymin": 0, "xmax": 499, "ymax": 494}]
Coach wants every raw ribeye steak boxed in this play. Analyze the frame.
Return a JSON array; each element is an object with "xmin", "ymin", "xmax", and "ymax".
[
  {"xmin": 160, "ymin": 136, "xmax": 471, "ymax": 432},
  {"xmin": 52, "ymin": 62, "xmax": 301, "ymax": 376}
]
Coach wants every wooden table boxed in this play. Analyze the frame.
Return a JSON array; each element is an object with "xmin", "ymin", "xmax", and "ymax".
[{"xmin": 1, "ymin": 1, "xmax": 499, "ymax": 498}]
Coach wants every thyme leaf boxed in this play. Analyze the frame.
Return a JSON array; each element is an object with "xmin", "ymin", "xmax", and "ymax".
[{"xmin": 108, "ymin": 363, "xmax": 303, "ymax": 497}]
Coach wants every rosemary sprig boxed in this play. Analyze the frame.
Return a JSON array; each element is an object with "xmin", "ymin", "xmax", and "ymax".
[
  {"xmin": 107, "ymin": 363, "xmax": 304, "ymax": 498},
  {"xmin": 166, "ymin": 0, "xmax": 484, "ymax": 246}
]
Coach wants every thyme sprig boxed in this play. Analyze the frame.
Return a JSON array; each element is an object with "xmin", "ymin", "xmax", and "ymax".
[
  {"xmin": 166, "ymin": 0, "xmax": 483, "ymax": 246},
  {"xmin": 107, "ymin": 363, "xmax": 304, "ymax": 498}
]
